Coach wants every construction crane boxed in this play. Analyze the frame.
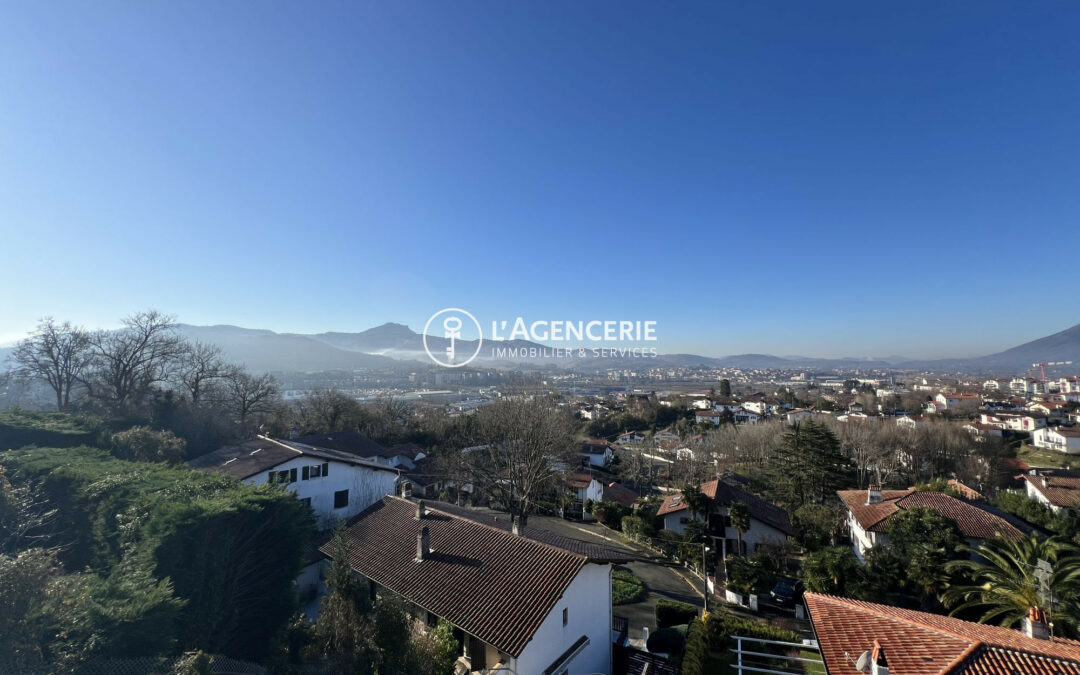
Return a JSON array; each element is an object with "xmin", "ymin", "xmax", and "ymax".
[{"xmin": 1032, "ymin": 361, "xmax": 1073, "ymax": 383}]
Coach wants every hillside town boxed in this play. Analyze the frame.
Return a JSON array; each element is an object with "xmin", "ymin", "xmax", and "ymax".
[{"xmin": 3, "ymin": 312, "xmax": 1080, "ymax": 674}]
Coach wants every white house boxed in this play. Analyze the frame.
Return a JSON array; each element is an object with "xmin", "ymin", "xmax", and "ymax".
[
  {"xmin": 695, "ymin": 409, "xmax": 723, "ymax": 426},
  {"xmin": 934, "ymin": 392, "xmax": 981, "ymax": 413},
  {"xmin": 579, "ymin": 441, "xmax": 615, "ymax": 468},
  {"xmin": 658, "ymin": 478, "xmax": 792, "ymax": 555},
  {"xmin": 1032, "ymin": 426, "xmax": 1080, "ymax": 454},
  {"xmin": 321, "ymin": 496, "xmax": 621, "ymax": 674},
  {"xmin": 785, "ymin": 408, "xmax": 814, "ymax": 425},
  {"xmin": 188, "ymin": 436, "xmax": 400, "ymax": 528},
  {"xmin": 979, "ymin": 412, "xmax": 1048, "ymax": 432},
  {"xmin": 566, "ymin": 473, "xmax": 605, "ymax": 511},
  {"xmin": 617, "ymin": 431, "xmax": 646, "ymax": 445},
  {"xmin": 838, "ymin": 486, "xmax": 1030, "ymax": 562},
  {"xmin": 1023, "ymin": 471, "xmax": 1080, "ymax": 515}
]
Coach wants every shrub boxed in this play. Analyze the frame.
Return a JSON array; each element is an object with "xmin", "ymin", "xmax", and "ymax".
[
  {"xmin": 110, "ymin": 426, "xmax": 186, "ymax": 463},
  {"xmin": 621, "ymin": 515, "xmax": 645, "ymax": 541},
  {"xmin": 681, "ymin": 618, "xmax": 708, "ymax": 675},
  {"xmin": 2, "ymin": 446, "xmax": 315, "ymax": 662},
  {"xmin": 655, "ymin": 599, "xmax": 699, "ymax": 628},
  {"xmin": 612, "ymin": 566, "xmax": 646, "ymax": 605},
  {"xmin": 705, "ymin": 608, "xmax": 799, "ymax": 652},
  {"xmin": 646, "ymin": 624, "xmax": 687, "ymax": 655}
]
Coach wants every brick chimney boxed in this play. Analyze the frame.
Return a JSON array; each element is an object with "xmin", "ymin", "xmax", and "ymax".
[
  {"xmin": 871, "ymin": 640, "xmax": 888, "ymax": 675},
  {"xmin": 415, "ymin": 499, "xmax": 426, "ymax": 520},
  {"xmin": 867, "ymin": 485, "xmax": 883, "ymax": 505},
  {"xmin": 512, "ymin": 514, "xmax": 526, "ymax": 535},
  {"xmin": 1024, "ymin": 607, "xmax": 1050, "ymax": 640},
  {"xmin": 415, "ymin": 526, "xmax": 430, "ymax": 562}
]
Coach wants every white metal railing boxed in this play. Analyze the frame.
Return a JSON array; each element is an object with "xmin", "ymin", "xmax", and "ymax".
[{"xmin": 731, "ymin": 635, "xmax": 824, "ymax": 675}]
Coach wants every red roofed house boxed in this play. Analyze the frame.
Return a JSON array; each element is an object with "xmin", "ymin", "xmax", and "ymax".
[
  {"xmin": 322, "ymin": 496, "xmax": 617, "ymax": 674},
  {"xmin": 1023, "ymin": 471, "xmax": 1080, "ymax": 515},
  {"xmin": 658, "ymin": 479, "xmax": 792, "ymax": 556},
  {"xmin": 838, "ymin": 487, "xmax": 1032, "ymax": 562},
  {"xmin": 806, "ymin": 592, "xmax": 1080, "ymax": 675}
]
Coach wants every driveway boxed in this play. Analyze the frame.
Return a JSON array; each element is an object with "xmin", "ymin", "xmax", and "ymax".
[{"xmin": 524, "ymin": 514, "xmax": 705, "ymax": 640}]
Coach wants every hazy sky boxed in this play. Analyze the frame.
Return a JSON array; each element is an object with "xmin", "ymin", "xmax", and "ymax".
[{"xmin": 1, "ymin": 2, "xmax": 1077, "ymax": 358}]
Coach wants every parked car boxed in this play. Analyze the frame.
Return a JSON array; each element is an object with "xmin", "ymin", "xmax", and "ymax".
[{"xmin": 769, "ymin": 578, "xmax": 803, "ymax": 607}]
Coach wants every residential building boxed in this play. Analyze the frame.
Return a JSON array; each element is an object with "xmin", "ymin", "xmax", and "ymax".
[
  {"xmin": 579, "ymin": 440, "xmax": 615, "ymax": 468},
  {"xmin": 1031, "ymin": 426, "xmax": 1080, "ymax": 454},
  {"xmin": 188, "ymin": 436, "xmax": 400, "ymax": 527},
  {"xmin": 1022, "ymin": 470, "xmax": 1080, "ymax": 515},
  {"xmin": 838, "ymin": 487, "xmax": 1031, "ymax": 562},
  {"xmin": 979, "ymin": 412, "xmax": 1047, "ymax": 432},
  {"xmin": 805, "ymin": 592, "xmax": 1080, "ymax": 675},
  {"xmin": 658, "ymin": 479, "xmax": 792, "ymax": 555},
  {"xmin": 321, "ymin": 496, "xmax": 620, "ymax": 674}
]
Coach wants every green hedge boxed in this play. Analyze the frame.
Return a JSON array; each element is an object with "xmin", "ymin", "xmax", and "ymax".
[
  {"xmin": 706, "ymin": 609, "xmax": 800, "ymax": 650},
  {"xmin": 681, "ymin": 618, "xmax": 709, "ymax": 675},
  {"xmin": 1, "ymin": 446, "xmax": 315, "ymax": 662},
  {"xmin": 656, "ymin": 599, "xmax": 699, "ymax": 628},
  {"xmin": 646, "ymin": 624, "xmax": 687, "ymax": 655},
  {"xmin": 0, "ymin": 409, "xmax": 104, "ymax": 451},
  {"xmin": 612, "ymin": 566, "xmax": 647, "ymax": 605}
]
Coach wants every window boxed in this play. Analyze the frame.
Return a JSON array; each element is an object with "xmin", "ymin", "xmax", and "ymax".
[
  {"xmin": 276, "ymin": 470, "xmax": 290, "ymax": 484},
  {"xmin": 334, "ymin": 490, "xmax": 349, "ymax": 509},
  {"xmin": 562, "ymin": 607, "xmax": 568, "ymax": 626},
  {"xmin": 679, "ymin": 517, "xmax": 690, "ymax": 525},
  {"xmin": 300, "ymin": 497, "xmax": 311, "ymax": 509},
  {"xmin": 311, "ymin": 464, "xmax": 322, "ymax": 478}
]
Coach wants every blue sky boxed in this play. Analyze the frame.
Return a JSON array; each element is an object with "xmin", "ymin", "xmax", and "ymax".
[{"xmin": 1, "ymin": 2, "xmax": 1077, "ymax": 358}]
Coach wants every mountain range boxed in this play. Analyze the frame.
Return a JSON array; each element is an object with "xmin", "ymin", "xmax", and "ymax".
[
  {"xmin": 3, "ymin": 322, "xmax": 1077, "ymax": 376},
  {"xmin": 172, "ymin": 321, "xmax": 1080, "ymax": 376}
]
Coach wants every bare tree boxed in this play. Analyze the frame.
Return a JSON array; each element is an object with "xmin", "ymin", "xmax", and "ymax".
[
  {"xmin": 82, "ymin": 310, "xmax": 186, "ymax": 413},
  {"xmin": 466, "ymin": 397, "xmax": 576, "ymax": 525},
  {"xmin": 223, "ymin": 367, "xmax": 281, "ymax": 425},
  {"xmin": 292, "ymin": 389, "xmax": 365, "ymax": 434},
  {"xmin": 176, "ymin": 340, "xmax": 227, "ymax": 406},
  {"xmin": 12, "ymin": 318, "xmax": 92, "ymax": 411}
]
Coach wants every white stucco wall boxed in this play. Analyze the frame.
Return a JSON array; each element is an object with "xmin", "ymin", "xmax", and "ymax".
[
  {"xmin": 244, "ymin": 457, "xmax": 398, "ymax": 527},
  {"xmin": 513, "ymin": 563, "xmax": 612, "ymax": 675}
]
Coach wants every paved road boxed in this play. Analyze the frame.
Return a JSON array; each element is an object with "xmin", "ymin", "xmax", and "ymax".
[{"xmin": 524, "ymin": 514, "xmax": 705, "ymax": 640}]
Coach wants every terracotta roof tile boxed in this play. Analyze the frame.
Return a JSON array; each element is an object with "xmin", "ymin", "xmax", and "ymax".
[
  {"xmin": 322, "ymin": 496, "xmax": 590, "ymax": 657},
  {"xmin": 1023, "ymin": 475, "xmax": 1080, "ymax": 509},
  {"xmin": 657, "ymin": 479, "xmax": 793, "ymax": 535},
  {"xmin": 838, "ymin": 489, "xmax": 1029, "ymax": 541},
  {"xmin": 806, "ymin": 593, "xmax": 1080, "ymax": 675}
]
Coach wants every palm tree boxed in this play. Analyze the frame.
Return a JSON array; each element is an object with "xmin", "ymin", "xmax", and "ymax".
[
  {"xmin": 681, "ymin": 483, "xmax": 713, "ymax": 527},
  {"xmin": 944, "ymin": 533, "xmax": 1080, "ymax": 636},
  {"xmin": 728, "ymin": 500, "xmax": 751, "ymax": 556}
]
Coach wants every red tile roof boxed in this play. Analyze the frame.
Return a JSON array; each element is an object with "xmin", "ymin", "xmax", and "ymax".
[
  {"xmin": 838, "ymin": 489, "xmax": 1028, "ymax": 541},
  {"xmin": 1023, "ymin": 474, "xmax": 1080, "ymax": 509},
  {"xmin": 658, "ymin": 479, "xmax": 793, "ymax": 535},
  {"xmin": 806, "ymin": 593, "xmax": 1080, "ymax": 675},
  {"xmin": 322, "ymin": 496, "xmax": 590, "ymax": 657}
]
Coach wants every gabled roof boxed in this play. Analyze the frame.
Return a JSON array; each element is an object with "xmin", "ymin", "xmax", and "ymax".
[
  {"xmin": 188, "ymin": 436, "xmax": 398, "ymax": 481},
  {"xmin": 657, "ymin": 479, "xmax": 793, "ymax": 536},
  {"xmin": 1023, "ymin": 474, "xmax": 1080, "ymax": 509},
  {"xmin": 837, "ymin": 489, "xmax": 1030, "ymax": 541},
  {"xmin": 603, "ymin": 481, "xmax": 640, "ymax": 509},
  {"xmin": 806, "ymin": 593, "xmax": 1080, "ymax": 675},
  {"xmin": 565, "ymin": 472, "xmax": 597, "ymax": 489},
  {"xmin": 322, "ymin": 496, "xmax": 598, "ymax": 657},
  {"xmin": 293, "ymin": 431, "xmax": 402, "ymax": 459},
  {"xmin": 426, "ymin": 500, "xmax": 635, "ymax": 563}
]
